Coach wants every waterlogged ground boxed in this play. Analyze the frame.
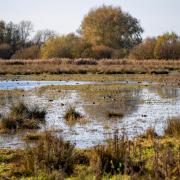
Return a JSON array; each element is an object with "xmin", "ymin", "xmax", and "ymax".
[{"xmin": 0, "ymin": 80, "xmax": 180, "ymax": 148}]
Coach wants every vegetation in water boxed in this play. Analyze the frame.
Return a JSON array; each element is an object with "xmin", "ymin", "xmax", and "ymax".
[{"xmin": 0, "ymin": 102, "xmax": 46, "ymax": 132}]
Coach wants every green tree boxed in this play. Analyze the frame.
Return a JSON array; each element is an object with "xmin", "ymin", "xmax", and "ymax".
[
  {"xmin": 154, "ymin": 32, "xmax": 180, "ymax": 59},
  {"xmin": 80, "ymin": 5, "xmax": 143, "ymax": 50}
]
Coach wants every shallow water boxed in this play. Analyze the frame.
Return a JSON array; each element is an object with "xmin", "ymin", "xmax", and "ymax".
[
  {"xmin": 0, "ymin": 80, "xmax": 148, "ymax": 90},
  {"xmin": 0, "ymin": 81, "xmax": 180, "ymax": 149}
]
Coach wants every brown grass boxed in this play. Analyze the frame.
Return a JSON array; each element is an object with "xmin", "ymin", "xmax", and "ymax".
[
  {"xmin": 165, "ymin": 117, "xmax": 180, "ymax": 137},
  {"xmin": 0, "ymin": 59, "xmax": 180, "ymax": 75}
]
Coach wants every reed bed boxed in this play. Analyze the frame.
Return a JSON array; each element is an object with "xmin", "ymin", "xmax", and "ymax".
[{"xmin": 0, "ymin": 59, "xmax": 180, "ymax": 75}]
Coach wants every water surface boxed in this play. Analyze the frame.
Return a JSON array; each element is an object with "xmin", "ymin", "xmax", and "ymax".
[{"xmin": 0, "ymin": 81, "xmax": 179, "ymax": 148}]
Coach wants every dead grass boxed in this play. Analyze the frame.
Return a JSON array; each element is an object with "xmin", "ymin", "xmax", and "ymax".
[
  {"xmin": 164, "ymin": 117, "xmax": 180, "ymax": 137},
  {"xmin": 0, "ymin": 59, "xmax": 180, "ymax": 75},
  {"xmin": 0, "ymin": 102, "xmax": 46, "ymax": 131}
]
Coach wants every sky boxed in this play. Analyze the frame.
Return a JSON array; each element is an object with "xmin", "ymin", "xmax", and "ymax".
[{"xmin": 0, "ymin": 0, "xmax": 180, "ymax": 38}]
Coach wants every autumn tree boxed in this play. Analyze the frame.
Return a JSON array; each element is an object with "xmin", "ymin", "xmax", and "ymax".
[
  {"xmin": 129, "ymin": 38, "xmax": 156, "ymax": 59},
  {"xmin": 80, "ymin": 5, "xmax": 143, "ymax": 50},
  {"xmin": 154, "ymin": 32, "xmax": 180, "ymax": 59},
  {"xmin": 41, "ymin": 33, "xmax": 91, "ymax": 59}
]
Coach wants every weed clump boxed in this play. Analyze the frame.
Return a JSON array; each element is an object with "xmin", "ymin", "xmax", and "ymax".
[
  {"xmin": 64, "ymin": 106, "xmax": 82, "ymax": 123},
  {"xmin": 0, "ymin": 102, "xmax": 46, "ymax": 131},
  {"xmin": 164, "ymin": 117, "xmax": 180, "ymax": 137},
  {"xmin": 91, "ymin": 131, "xmax": 144, "ymax": 177}
]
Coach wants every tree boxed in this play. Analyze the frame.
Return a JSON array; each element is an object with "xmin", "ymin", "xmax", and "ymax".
[
  {"xmin": 33, "ymin": 29, "xmax": 56, "ymax": 47},
  {"xmin": 0, "ymin": 20, "xmax": 6, "ymax": 43},
  {"xmin": 5, "ymin": 22, "xmax": 21, "ymax": 52},
  {"xmin": 129, "ymin": 38, "xmax": 156, "ymax": 59},
  {"xmin": 80, "ymin": 5, "xmax": 143, "ymax": 50},
  {"xmin": 154, "ymin": 32, "xmax": 180, "ymax": 59},
  {"xmin": 18, "ymin": 21, "xmax": 33, "ymax": 46}
]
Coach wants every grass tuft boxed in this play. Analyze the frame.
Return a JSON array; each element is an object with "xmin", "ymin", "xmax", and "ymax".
[
  {"xmin": 64, "ymin": 106, "xmax": 82, "ymax": 123},
  {"xmin": 0, "ymin": 102, "xmax": 46, "ymax": 131},
  {"xmin": 164, "ymin": 117, "xmax": 180, "ymax": 137},
  {"xmin": 23, "ymin": 132, "xmax": 76, "ymax": 176}
]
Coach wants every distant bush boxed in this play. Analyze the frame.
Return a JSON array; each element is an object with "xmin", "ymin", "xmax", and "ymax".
[
  {"xmin": 12, "ymin": 45, "xmax": 40, "ymax": 59},
  {"xmin": 91, "ymin": 45, "xmax": 114, "ymax": 59},
  {"xmin": 129, "ymin": 33, "xmax": 180, "ymax": 60},
  {"xmin": 129, "ymin": 38, "xmax": 156, "ymax": 60},
  {"xmin": 0, "ymin": 43, "xmax": 12, "ymax": 59},
  {"xmin": 112, "ymin": 48, "xmax": 128, "ymax": 59},
  {"xmin": 154, "ymin": 32, "xmax": 180, "ymax": 60},
  {"xmin": 41, "ymin": 33, "xmax": 92, "ymax": 59}
]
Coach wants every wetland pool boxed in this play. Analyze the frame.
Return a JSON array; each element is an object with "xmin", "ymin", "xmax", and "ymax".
[{"xmin": 0, "ymin": 80, "xmax": 180, "ymax": 148}]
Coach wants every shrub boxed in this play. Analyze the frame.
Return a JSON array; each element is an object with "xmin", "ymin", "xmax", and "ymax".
[
  {"xmin": 112, "ymin": 49, "xmax": 128, "ymax": 59},
  {"xmin": 91, "ymin": 131, "xmax": 140, "ymax": 175},
  {"xmin": 11, "ymin": 45, "xmax": 40, "ymax": 59},
  {"xmin": 0, "ymin": 43, "xmax": 12, "ymax": 59},
  {"xmin": 164, "ymin": 117, "xmax": 180, "ymax": 137},
  {"xmin": 92, "ymin": 45, "xmax": 114, "ymax": 59},
  {"xmin": 41, "ymin": 33, "xmax": 91, "ymax": 59},
  {"xmin": 129, "ymin": 38, "xmax": 156, "ymax": 60},
  {"xmin": 0, "ymin": 102, "xmax": 46, "ymax": 130}
]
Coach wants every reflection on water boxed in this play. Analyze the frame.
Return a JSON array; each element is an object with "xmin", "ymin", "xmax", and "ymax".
[{"xmin": 0, "ymin": 83, "xmax": 180, "ymax": 148}]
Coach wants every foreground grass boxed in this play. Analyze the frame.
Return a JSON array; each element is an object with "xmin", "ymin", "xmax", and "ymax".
[{"xmin": 0, "ymin": 130, "xmax": 179, "ymax": 179}]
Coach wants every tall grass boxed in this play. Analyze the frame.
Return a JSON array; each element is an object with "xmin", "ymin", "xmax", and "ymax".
[
  {"xmin": 165, "ymin": 117, "xmax": 180, "ymax": 137},
  {"xmin": 64, "ymin": 106, "xmax": 82, "ymax": 123},
  {"xmin": 23, "ymin": 132, "xmax": 76, "ymax": 177}
]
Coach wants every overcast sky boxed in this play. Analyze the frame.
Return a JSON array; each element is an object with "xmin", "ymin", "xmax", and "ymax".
[{"xmin": 0, "ymin": 0, "xmax": 179, "ymax": 38}]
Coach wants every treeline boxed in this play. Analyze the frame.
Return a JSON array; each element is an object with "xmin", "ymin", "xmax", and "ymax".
[
  {"xmin": 0, "ymin": 5, "xmax": 180, "ymax": 60},
  {"xmin": 0, "ymin": 20, "xmax": 55, "ymax": 59},
  {"xmin": 130, "ymin": 32, "xmax": 180, "ymax": 60}
]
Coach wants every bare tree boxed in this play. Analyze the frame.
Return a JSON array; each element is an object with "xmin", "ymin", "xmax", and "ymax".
[
  {"xmin": 18, "ymin": 20, "xmax": 33, "ymax": 46},
  {"xmin": 33, "ymin": 29, "xmax": 56, "ymax": 47}
]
